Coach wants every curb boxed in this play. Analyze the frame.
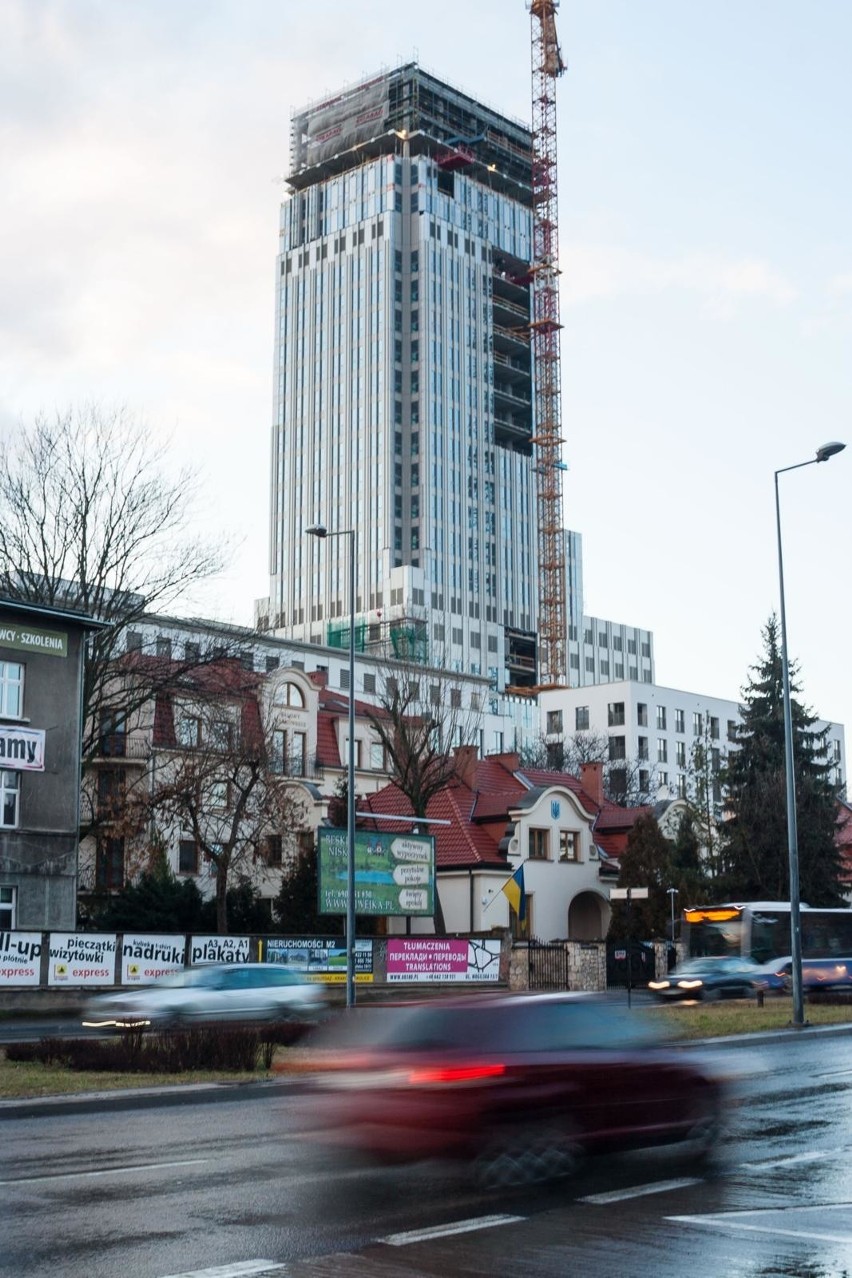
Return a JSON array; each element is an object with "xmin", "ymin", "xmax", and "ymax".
[{"xmin": 0, "ymin": 1075, "xmax": 295, "ymax": 1120}]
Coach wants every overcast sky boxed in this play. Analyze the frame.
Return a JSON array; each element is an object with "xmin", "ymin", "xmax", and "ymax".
[{"xmin": 2, "ymin": 0, "xmax": 850, "ymax": 742}]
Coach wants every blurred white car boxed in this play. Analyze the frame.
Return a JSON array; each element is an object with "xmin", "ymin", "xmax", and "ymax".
[{"xmin": 82, "ymin": 963, "xmax": 327, "ymax": 1029}]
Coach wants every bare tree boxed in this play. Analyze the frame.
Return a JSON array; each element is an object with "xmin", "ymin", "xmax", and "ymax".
[
  {"xmin": 135, "ymin": 662, "xmax": 306, "ymax": 933},
  {"xmin": 363, "ymin": 659, "xmax": 483, "ymax": 933},
  {"xmin": 0, "ymin": 404, "xmax": 230, "ymax": 759},
  {"xmin": 520, "ymin": 730, "xmax": 656, "ymax": 805}
]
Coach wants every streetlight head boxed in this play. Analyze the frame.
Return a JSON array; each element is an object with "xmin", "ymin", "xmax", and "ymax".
[
  {"xmin": 305, "ymin": 523, "xmax": 328, "ymax": 539},
  {"xmin": 816, "ymin": 441, "xmax": 846, "ymax": 463}
]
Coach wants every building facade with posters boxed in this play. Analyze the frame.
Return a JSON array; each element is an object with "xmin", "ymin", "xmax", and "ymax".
[{"xmin": 0, "ymin": 597, "xmax": 102, "ymax": 931}]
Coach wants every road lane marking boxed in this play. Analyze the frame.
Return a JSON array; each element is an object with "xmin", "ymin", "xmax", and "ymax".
[
  {"xmin": 579, "ymin": 1178, "xmax": 704, "ymax": 1204},
  {"xmin": 669, "ymin": 1214, "xmax": 852, "ymax": 1245},
  {"xmin": 0, "ymin": 1157, "xmax": 208, "ymax": 1185},
  {"xmin": 158, "ymin": 1265, "xmax": 288, "ymax": 1278},
  {"xmin": 382, "ymin": 1213, "xmax": 524, "ymax": 1246},
  {"xmin": 742, "ymin": 1151, "xmax": 830, "ymax": 1169}
]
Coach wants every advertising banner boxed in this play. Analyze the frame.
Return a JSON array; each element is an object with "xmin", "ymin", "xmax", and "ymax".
[
  {"xmin": 121, "ymin": 934, "xmax": 186, "ymax": 985},
  {"xmin": 318, "ymin": 828, "xmax": 435, "ymax": 916},
  {"xmin": 0, "ymin": 931, "xmax": 42, "ymax": 986},
  {"xmin": 48, "ymin": 932, "xmax": 116, "ymax": 986},
  {"xmin": 189, "ymin": 935, "xmax": 252, "ymax": 966},
  {"xmin": 0, "ymin": 726, "xmax": 45, "ymax": 772},
  {"xmin": 264, "ymin": 936, "xmax": 374, "ymax": 983},
  {"xmin": 386, "ymin": 938, "xmax": 501, "ymax": 983}
]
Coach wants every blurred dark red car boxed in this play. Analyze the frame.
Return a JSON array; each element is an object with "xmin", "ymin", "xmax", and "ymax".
[{"xmin": 281, "ymin": 992, "xmax": 725, "ymax": 1187}]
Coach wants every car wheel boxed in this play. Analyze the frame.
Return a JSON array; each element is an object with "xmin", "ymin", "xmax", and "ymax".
[{"xmin": 471, "ymin": 1119, "xmax": 582, "ymax": 1190}]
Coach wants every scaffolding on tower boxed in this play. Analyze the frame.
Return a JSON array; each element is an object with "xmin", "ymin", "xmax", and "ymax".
[{"xmin": 529, "ymin": 0, "xmax": 567, "ymax": 688}]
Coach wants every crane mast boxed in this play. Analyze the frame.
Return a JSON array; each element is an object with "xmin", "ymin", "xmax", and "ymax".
[{"xmin": 529, "ymin": 0, "xmax": 567, "ymax": 687}]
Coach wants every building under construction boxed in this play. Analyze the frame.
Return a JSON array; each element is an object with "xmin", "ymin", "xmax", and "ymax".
[{"xmin": 266, "ymin": 59, "xmax": 565, "ymax": 691}]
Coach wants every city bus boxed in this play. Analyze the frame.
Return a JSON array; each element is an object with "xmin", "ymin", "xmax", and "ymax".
[{"xmin": 684, "ymin": 902, "xmax": 852, "ymax": 967}]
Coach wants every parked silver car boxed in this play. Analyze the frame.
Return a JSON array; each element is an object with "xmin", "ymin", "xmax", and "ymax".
[{"xmin": 82, "ymin": 963, "xmax": 327, "ymax": 1029}]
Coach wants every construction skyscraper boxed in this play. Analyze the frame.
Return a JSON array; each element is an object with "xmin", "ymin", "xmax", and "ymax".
[{"xmin": 264, "ymin": 64, "xmax": 545, "ymax": 691}]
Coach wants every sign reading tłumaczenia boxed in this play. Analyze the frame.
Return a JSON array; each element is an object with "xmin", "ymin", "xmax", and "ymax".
[{"xmin": 317, "ymin": 828, "xmax": 435, "ymax": 917}]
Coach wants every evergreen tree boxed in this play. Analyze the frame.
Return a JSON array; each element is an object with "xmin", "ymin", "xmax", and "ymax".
[
  {"xmin": 718, "ymin": 617, "xmax": 844, "ymax": 906},
  {"xmin": 608, "ymin": 814, "xmax": 673, "ymax": 940},
  {"xmin": 88, "ymin": 852, "xmax": 206, "ymax": 932},
  {"xmin": 669, "ymin": 810, "xmax": 709, "ymax": 910},
  {"xmin": 273, "ymin": 841, "xmax": 342, "ymax": 936}
]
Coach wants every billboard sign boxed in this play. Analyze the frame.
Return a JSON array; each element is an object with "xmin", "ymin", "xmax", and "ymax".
[
  {"xmin": 189, "ymin": 935, "xmax": 252, "ymax": 966},
  {"xmin": 264, "ymin": 936, "xmax": 374, "ymax": 982},
  {"xmin": 122, "ymin": 934, "xmax": 186, "ymax": 985},
  {"xmin": 317, "ymin": 828, "xmax": 435, "ymax": 916},
  {"xmin": 386, "ymin": 938, "xmax": 501, "ymax": 983},
  {"xmin": 48, "ymin": 932, "xmax": 116, "ymax": 986},
  {"xmin": 0, "ymin": 931, "xmax": 42, "ymax": 986}
]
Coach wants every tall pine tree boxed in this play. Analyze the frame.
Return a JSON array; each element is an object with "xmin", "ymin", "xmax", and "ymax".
[{"xmin": 718, "ymin": 617, "xmax": 844, "ymax": 906}]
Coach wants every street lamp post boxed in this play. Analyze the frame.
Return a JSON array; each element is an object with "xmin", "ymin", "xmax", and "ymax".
[
  {"xmin": 667, "ymin": 887, "xmax": 678, "ymax": 949},
  {"xmin": 774, "ymin": 441, "xmax": 845, "ymax": 1029},
  {"xmin": 306, "ymin": 523, "xmax": 357, "ymax": 1009}
]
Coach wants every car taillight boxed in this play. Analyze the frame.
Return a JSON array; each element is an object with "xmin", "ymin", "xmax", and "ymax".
[{"xmin": 406, "ymin": 1063, "xmax": 507, "ymax": 1086}]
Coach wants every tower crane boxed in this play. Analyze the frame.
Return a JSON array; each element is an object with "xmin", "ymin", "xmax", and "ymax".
[{"xmin": 529, "ymin": 0, "xmax": 567, "ymax": 687}]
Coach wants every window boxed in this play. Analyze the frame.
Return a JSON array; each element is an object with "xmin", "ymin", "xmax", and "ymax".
[
  {"xmin": 208, "ymin": 781, "xmax": 229, "ymax": 811},
  {"xmin": 529, "ymin": 829, "xmax": 549, "ymax": 859},
  {"xmin": 430, "ymin": 684, "xmax": 441, "ymax": 706},
  {"xmin": 291, "ymin": 731, "xmax": 307, "ymax": 775},
  {"xmin": 675, "ymin": 709, "xmax": 685, "ymax": 734},
  {"xmin": 637, "ymin": 703, "xmax": 648, "ymax": 726},
  {"xmin": 99, "ymin": 708, "xmax": 127, "ymax": 757},
  {"xmin": 607, "ymin": 702, "xmax": 625, "ymax": 727},
  {"xmin": 547, "ymin": 710, "xmax": 563, "ymax": 734},
  {"xmin": 727, "ymin": 720, "xmax": 737, "ymax": 742},
  {"xmin": 710, "ymin": 717, "xmax": 720, "ymax": 740},
  {"xmin": 95, "ymin": 836, "xmax": 124, "ymax": 890},
  {"xmin": 656, "ymin": 705, "xmax": 667, "ymax": 730},
  {"xmin": 176, "ymin": 714, "xmax": 201, "ymax": 749},
  {"xmin": 1, "ymin": 771, "xmax": 20, "ymax": 827},
  {"xmin": 638, "ymin": 736, "xmax": 649, "ymax": 760},
  {"xmin": 370, "ymin": 741, "xmax": 386, "ymax": 770},
  {"xmin": 575, "ymin": 706, "xmax": 589, "ymax": 731},
  {"xmin": 608, "ymin": 735, "xmax": 626, "ymax": 761},
  {"xmin": 558, "ymin": 831, "xmax": 578, "ymax": 862},
  {"xmin": 641, "ymin": 641, "xmax": 651, "ymax": 658},
  {"xmin": 450, "ymin": 688, "xmax": 461, "ymax": 709},
  {"xmin": 273, "ymin": 682, "xmax": 305, "ymax": 708},
  {"xmin": 0, "ymin": 662, "xmax": 24, "ymax": 718},
  {"xmin": 693, "ymin": 712, "xmax": 703, "ymax": 737},
  {"xmin": 185, "ymin": 641, "xmax": 201, "ymax": 662},
  {"xmin": 585, "ymin": 657, "xmax": 595, "ymax": 674},
  {"xmin": 265, "ymin": 655, "xmax": 280, "ymax": 673},
  {"xmin": 657, "ymin": 738, "xmax": 668, "ymax": 763},
  {"xmin": 345, "ymin": 737, "xmax": 362, "ymax": 768},
  {"xmin": 676, "ymin": 741, "xmax": 686, "ymax": 767},
  {"xmin": 156, "ymin": 637, "xmax": 172, "ymax": 660},
  {"xmin": 677, "ymin": 775, "xmax": 687, "ymax": 799},
  {"xmin": 178, "ymin": 840, "xmax": 198, "ymax": 874},
  {"xmin": 208, "ymin": 720, "xmax": 233, "ymax": 751},
  {"xmin": 0, "ymin": 886, "xmax": 15, "ymax": 930},
  {"xmin": 658, "ymin": 771, "xmax": 668, "ymax": 788},
  {"xmin": 639, "ymin": 769, "xmax": 650, "ymax": 793},
  {"xmin": 609, "ymin": 768, "xmax": 627, "ymax": 799},
  {"xmin": 263, "ymin": 835, "xmax": 283, "ymax": 867},
  {"xmin": 584, "ymin": 628, "xmax": 593, "ymax": 645}
]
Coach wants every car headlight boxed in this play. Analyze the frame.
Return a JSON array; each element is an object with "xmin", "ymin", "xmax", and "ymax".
[
  {"xmin": 676, "ymin": 979, "xmax": 704, "ymax": 990},
  {"xmin": 648, "ymin": 980, "xmax": 670, "ymax": 991}
]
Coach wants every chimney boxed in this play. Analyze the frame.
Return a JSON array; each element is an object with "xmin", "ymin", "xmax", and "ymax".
[
  {"xmin": 453, "ymin": 744, "xmax": 479, "ymax": 787},
  {"xmin": 580, "ymin": 761, "xmax": 604, "ymax": 806}
]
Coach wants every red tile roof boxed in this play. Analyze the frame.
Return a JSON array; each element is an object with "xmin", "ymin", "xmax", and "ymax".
[{"xmin": 358, "ymin": 753, "xmax": 652, "ymax": 873}]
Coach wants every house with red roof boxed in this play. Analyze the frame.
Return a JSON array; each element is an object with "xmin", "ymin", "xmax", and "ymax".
[{"xmin": 359, "ymin": 750, "xmax": 657, "ymax": 942}]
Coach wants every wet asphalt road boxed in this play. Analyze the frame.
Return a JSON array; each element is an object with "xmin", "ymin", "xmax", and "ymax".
[{"xmin": 3, "ymin": 1026, "xmax": 852, "ymax": 1278}]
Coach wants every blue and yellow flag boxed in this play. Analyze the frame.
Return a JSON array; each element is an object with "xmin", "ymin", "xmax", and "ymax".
[{"xmin": 501, "ymin": 864, "xmax": 526, "ymax": 921}]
